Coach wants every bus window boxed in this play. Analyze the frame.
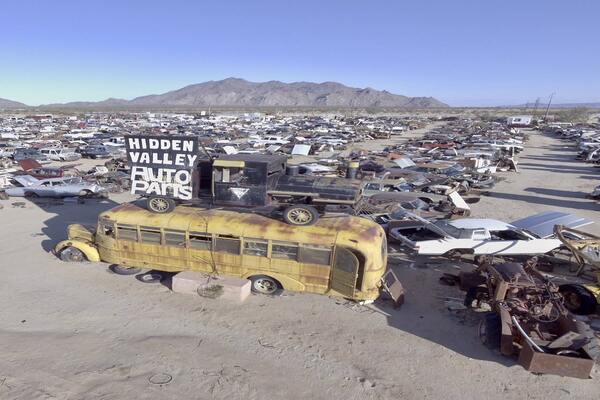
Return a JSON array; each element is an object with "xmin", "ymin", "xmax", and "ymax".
[
  {"xmin": 117, "ymin": 224, "xmax": 138, "ymax": 241},
  {"xmin": 243, "ymin": 240, "xmax": 268, "ymax": 257},
  {"xmin": 298, "ymin": 245, "xmax": 331, "ymax": 266},
  {"xmin": 100, "ymin": 220, "xmax": 115, "ymax": 238},
  {"xmin": 272, "ymin": 242, "xmax": 298, "ymax": 260},
  {"xmin": 215, "ymin": 235, "xmax": 241, "ymax": 254},
  {"xmin": 189, "ymin": 233, "xmax": 212, "ymax": 250},
  {"xmin": 140, "ymin": 227, "xmax": 161, "ymax": 244},
  {"xmin": 165, "ymin": 230, "xmax": 186, "ymax": 247}
]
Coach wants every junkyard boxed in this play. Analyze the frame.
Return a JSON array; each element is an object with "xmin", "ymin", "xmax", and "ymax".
[{"xmin": 1, "ymin": 109, "xmax": 600, "ymax": 399}]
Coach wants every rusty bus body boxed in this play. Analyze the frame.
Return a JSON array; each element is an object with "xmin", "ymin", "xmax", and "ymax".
[{"xmin": 55, "ymin": 203, "xmax": 388, "ymax": 301}]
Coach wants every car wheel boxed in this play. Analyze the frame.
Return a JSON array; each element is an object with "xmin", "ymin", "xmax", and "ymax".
[
  {"xmin": 59, "ymin": 246, "xmax": 87, "ymax": 262},
  {"xmin": 559, "ymin": 284, "xmax": 597, "ymax": 315},
  {"xmin": 24, "ymin": 192, "xmax": 39, "ymax": 198},
  {"xmin": 249, "ymin": 275, "xmax": 281, "ymax": 295},
  {"xmin": 78, "ymin": 190, "xmax": 92, "ymax": 198},
  {"xmin": 147, "ymin": 196, "xmax": 176, "ymax": 214},
  {"xmin": 282, "ymin": 205, "xmax": 319, "ymax": 226}
]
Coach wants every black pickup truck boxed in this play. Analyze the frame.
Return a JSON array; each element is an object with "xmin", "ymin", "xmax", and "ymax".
[{"xmin": 145, "ymin": 154, "xmax": 363, "ymax": 226}]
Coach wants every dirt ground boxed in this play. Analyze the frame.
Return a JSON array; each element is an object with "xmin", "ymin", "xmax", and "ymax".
[{"xmin": 1, "ymin": 129, "xmax": 600, "ymax": 400}]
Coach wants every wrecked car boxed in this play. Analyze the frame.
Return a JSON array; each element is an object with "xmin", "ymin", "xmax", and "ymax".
[
  {"xmin": 459, "ymin": 258, "xmax": 599, "ymax": 378},
  {"xmin": 389, "ymin": 211, "xmax": 592, "ymax": 256},
  {"xmin": 5, "ymin": 175, "xmax": 107, "ymax": 198}
]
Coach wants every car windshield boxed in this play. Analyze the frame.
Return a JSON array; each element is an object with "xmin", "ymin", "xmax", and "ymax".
[
  {"xmin": 401, "ymin": 199, "xmax": 428, "ymax": 210},
  {"xmin": 62, "ymin": 177, "xmax": 83, "ymax": 184},
  {"xmin": 432, "ymin": 220, "xmax": 465, "ymax": 238}
]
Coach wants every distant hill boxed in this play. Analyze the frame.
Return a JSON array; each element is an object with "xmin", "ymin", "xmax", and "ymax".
[
  {"xmin": 42, "ymin": 78, "xmax": 448, "ymax": 109},
  {"xmin": 515, "ymin": 102, "xmax": 600, "ymax": 109},
  {"xmin": 549, "ymin": 103, "xmax": 600, "ymax": 109},
  {"xmin": 44, "ymin": 98, "xmax": 130, "ymax": 108},
  {"xmin": 0, "ymin": 98, "xmax": 28, "ymax": 109}
]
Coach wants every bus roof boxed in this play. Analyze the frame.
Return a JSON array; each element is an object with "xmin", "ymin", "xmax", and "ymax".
[{"xmin": 100, "ymin": 203, "xmax": 384, "ymax": 246}]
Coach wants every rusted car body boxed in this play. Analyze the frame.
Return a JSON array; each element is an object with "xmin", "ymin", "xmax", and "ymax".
[{"xmin": 459, "ymin": 259, "xmax": 598, "ymax": 378}]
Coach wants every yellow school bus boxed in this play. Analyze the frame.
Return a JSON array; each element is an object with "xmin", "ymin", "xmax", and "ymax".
[{"xmin": 55, "ymin": 203, "xmax": 388, "ymax": 301}]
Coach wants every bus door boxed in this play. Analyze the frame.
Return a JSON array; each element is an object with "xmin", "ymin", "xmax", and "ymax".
[{"xmin": 330, "ymin": 247, "xmax": 359, "ymax": 298}]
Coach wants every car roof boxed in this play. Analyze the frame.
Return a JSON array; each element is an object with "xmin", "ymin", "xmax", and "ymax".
[{"xmin": 448, "ymin": 218, "xmax": 513, "ymax": 231}]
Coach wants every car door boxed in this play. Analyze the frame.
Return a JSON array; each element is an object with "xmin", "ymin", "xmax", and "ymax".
[{"xmin": 35, "ymin": 181, "xmax": 54, "ymax": 197}]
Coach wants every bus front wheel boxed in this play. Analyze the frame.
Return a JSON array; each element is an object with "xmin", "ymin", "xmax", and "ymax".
[
  {"xmin": 250, "ymin": 275, "xmax": 281, "ymax": 295},
  {"xmin": 147, "ymin": 196, "xmax": 176, "ymax": 214},
  {"xmin": 59, "ymin": 246, "xmax": 87, "ymax": 262}
]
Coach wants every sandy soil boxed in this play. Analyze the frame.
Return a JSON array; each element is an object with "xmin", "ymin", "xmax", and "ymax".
[{"xmin": 1, "ymin": 129, "xmax": 600, "ymax": 400}]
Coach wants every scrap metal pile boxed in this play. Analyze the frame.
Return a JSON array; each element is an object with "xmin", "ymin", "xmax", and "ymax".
[
  {"xmin": 458, "ymin": 257, "xmax": 599, "ymax": 378},
  {"xmin": 544, "ymin": 123, "xmax": 600, "ymax": 199}
]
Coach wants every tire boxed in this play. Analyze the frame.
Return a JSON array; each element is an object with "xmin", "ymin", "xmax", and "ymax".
[
  {"xmin": 24, "ymin": 192, "xmax": 39, "ymax": 198},
  {"xmin": 147, "ymin": 196, "xmax": 176, "ymax": 214},
  {"xmin": 59, "ymin": 246, "xmax": 87, "ymax": 262},
  {"xmin": 135, "ymin": 272, "xmax": 163, "ymax": 283},
  {"xmin": 559, "ymin": 284, "xmax": 597, "ymax": 315},
  {"xmin": 78, "ymin": 190, "xmax": 92, "ymax": 198},
  {"xmin": 249, "ymin": 275, "xmax": 281, "ymax": 295},
  {"xmin": 479, "ymin": 312, "xmax": 501, "ymax": 349},
  {"xmin": 282, "ymin": 205, "xmax": 319, "ymax": 226},
  {"xmin": 108, "ymin": 264, "xmax": 142, "ymax": 275}
]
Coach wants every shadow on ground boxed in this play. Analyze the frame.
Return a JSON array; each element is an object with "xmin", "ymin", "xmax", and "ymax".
[
  {"xmin": 485, "ymin": 191, "xmax": 598, "ymax": 211},
  {"xmin": 374, "ymin": 257, "xmax": 514, "ymax": 367},
  {"xmin": 524, "ymin": 187, "xmax": 588, "ymax": 198},
  {"xmin": 24, "ymin": 197, "xmax": 121, "ymax": 252}
]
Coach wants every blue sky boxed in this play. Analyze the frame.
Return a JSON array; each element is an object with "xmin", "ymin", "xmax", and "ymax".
[{"xmin": 1, "ymin": 0, "xmax": 598, "ymax": 106}]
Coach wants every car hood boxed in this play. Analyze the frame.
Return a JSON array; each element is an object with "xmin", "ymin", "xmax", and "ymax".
[
  {"xmin": 12, "ymin": 175, "xmax": 40, "ymax": 187},
  {"xmin": 510, "ymin": 211, "xmax": 593, "ymax": 238}
]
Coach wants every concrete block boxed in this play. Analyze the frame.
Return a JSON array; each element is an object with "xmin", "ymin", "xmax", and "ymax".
[
  {"xmin": 172, "ymin": 271, "xmax": 210, "ymax": 295},
  {"xmin": 215, "ymin": 276, "xmax": 251, "ymax": 302},
  {"xmin": 171, "ymin": 271, "xmax": 250, "ymax": 302}
]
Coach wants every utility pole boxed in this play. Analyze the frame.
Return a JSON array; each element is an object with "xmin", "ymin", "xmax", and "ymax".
[
  {"xmin": 543, "ymin": 92, "xmax": 555, "ymax": 121},
  {"xmin": 532, "ymin": 97, "xmax": 540, "ymax": 119}
]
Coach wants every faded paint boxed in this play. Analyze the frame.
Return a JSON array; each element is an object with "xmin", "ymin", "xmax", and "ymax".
[{"xmin": 58, "ymin": 203, "xmax": 387, "ymax": 301}]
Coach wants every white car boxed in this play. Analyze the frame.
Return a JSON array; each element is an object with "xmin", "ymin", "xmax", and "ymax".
[
  {"xmin": 249, "ymin": 135, "xmax": 290, "ymax": 147},
  {"xmin": 39, "ymin": 147, "xmax": 82, "ymax": 161},
  {"xmin": 5, "ymin": 176, "xmax": 106, "ymax": 198},
  {"xmin": 389, "ymin": 211, "xmax": 592, "ymax": 256}
]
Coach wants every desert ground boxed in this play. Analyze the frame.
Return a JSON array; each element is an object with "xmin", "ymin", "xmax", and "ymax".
[{"xmin": 1, "ymin": 128, "xmax": 600, "ymax": 400}]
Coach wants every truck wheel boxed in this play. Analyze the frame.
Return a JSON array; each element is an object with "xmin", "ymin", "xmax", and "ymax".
[
  {"xmin": 249, "ymin": 275, "xmax": 281, "ymax": 295},
  {"xmin": 559, "ymin": 284, "xmax": 597, "ymax": 315},
  {"xmin": 282, "ymin": 205, "xmax": 319, "ymax": 226},
  {"xmin": 147, "ymin": 196, "xmax": 176, "ymax": 214},
  {"xmin": 59, "ymin": 246, "xmax": 86, "ymax": 262}
]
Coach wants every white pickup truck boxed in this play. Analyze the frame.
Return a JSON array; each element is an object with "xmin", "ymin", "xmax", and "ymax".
[
  {"xmin": 389, "ymin": 211, "xmax": 592, "ymax": 256},
  {"xmin": 39, "ymin": 147, "xmax": 82, "ymax": 161}
]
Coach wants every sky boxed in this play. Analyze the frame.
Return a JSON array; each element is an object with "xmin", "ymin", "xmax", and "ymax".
[{"xmin": 1, "ymin": 0, "xmax": 599, "ymax": 106}]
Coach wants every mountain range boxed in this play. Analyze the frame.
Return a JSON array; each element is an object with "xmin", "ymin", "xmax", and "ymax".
[
  {"xmin": 1, "ymin": 78, "xmax": 448, "ymax": 109},
  {"xmin": 0, "ymin": 98, "xmax": 28, "ymax": 109}
]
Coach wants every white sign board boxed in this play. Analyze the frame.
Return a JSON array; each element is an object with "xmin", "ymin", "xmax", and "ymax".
[{"xmin": 125, "ymin": 136, "xmax": 199, "ymax": 200}]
